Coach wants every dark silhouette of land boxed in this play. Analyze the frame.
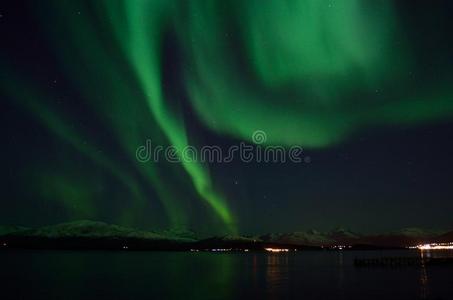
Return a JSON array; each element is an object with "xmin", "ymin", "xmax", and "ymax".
[{"xmin": 0, "ymin": 220, "xmax": 451, "ymax": 251}]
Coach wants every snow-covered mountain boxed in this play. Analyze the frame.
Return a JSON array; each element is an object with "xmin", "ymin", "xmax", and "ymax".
[
  {"xmin": 4, "ymin": 220, "xmax": 196, "ymax": 242},
  {"xmin": 0, "ymin": 225, "xmax": 28, "ymax": 236},
  {"xmin": 260, "ymin": 230, "xmax": 335, "ymax": 247},
  {"xmin": 0, "ymin": 221, "xmax": 451, "ymax": 249},
  {"xmin": 355, "ymin": 227, "xmax": 445, "ymax": 247},
  {"xmin": 327, "ymin": 227, "xmax": 360, "ymax": 245},
  {"xmin": 259, "ymin": 227, "xmax": 446, "ymax": 247}
]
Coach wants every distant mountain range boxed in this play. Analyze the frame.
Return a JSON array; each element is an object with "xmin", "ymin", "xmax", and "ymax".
[
  {"xmin": 0, "ymin": 220, "xmax": 451, "ymax": 251},
  {"xmin": 257, "ymin": 227, "xmax": 448, "ymax": 248}
]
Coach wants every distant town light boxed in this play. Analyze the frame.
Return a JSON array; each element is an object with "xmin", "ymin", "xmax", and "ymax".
[
  {"xmin": 264, "ymin": 248, "xmax": 289, "ymax": 253},
  {"xmin": 416, "ymin": 242, "xmax": 453, "ymax": 250},
  {"xmin": 210, "ymin": 248, "xmax": 232, "ymax": 252}
]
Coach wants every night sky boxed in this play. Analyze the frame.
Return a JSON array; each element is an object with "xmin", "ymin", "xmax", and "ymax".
[{"xmin": 1, "ymin": 0, "xmax": 453, "ymax": 235}]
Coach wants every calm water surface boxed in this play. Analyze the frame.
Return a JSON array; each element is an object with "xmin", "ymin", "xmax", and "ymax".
[{"xmin": 1, "ymin": 250, "xmax": 452, "ymax": 300}]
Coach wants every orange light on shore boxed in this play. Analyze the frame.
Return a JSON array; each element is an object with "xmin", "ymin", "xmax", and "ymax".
[
  {"xmin": 416, "ymin": 242, "xmax": 453, "ymax": 250},
  {"xmin": 264, "ymin": 248, "xmax": 289, "ymax": 253}
]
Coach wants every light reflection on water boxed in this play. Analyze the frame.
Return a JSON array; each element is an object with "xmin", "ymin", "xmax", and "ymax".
[
  {"xmin": 419, "ymin": 250, "xmax": 429, "ymax": 300},
  {"xmin": 0, "ymin": 250, "xmax": 452, "ymax": 300},
  {"xmin": 265, "ymin": 253, "xmax": 289, "ymax": 295},
  {"xmin": 418, "ymin": 249, "xmax": 453, "ymax": 300}
]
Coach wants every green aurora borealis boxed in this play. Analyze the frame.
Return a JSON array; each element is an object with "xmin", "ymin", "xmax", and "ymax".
[{"xmin": 1, "ymin": 0, "xmax": 453, "ymax": 233}]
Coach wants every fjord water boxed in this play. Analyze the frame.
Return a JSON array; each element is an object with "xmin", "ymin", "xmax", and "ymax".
[{"xmin": 1, "ymin": 250, "xmax": 452, "ymax": 299}]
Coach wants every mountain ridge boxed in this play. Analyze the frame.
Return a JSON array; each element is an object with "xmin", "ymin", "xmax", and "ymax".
[{"xmin": 1, "ymin": 220, "xmax": 451, "ymax": 250}]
